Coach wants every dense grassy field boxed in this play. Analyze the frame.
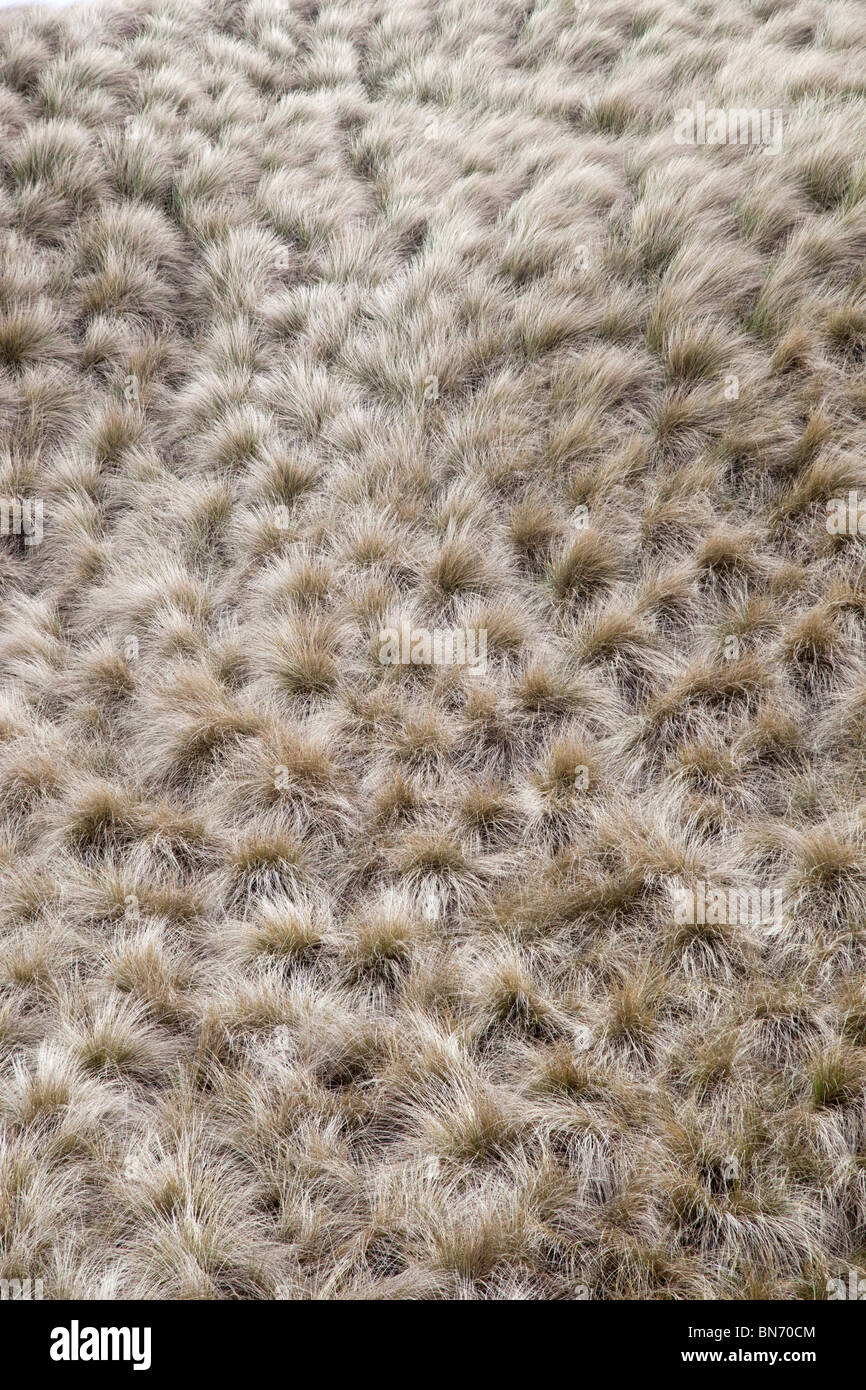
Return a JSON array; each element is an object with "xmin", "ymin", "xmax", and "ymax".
[{"xmin": 1, "ymin": 0, "xmax": 866, "ymax": 1299}]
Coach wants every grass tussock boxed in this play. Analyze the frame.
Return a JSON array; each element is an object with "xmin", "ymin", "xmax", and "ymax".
[{"xmin": 0, "ymin": 0, "xmax": 865, "ymax": 1305}]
